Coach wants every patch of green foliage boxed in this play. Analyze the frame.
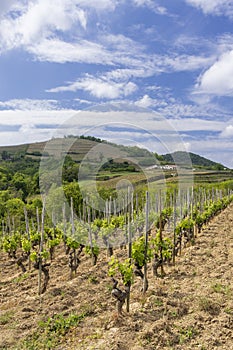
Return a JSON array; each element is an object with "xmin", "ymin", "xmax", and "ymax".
[{"xmin": 20, "ymin": 311, "xmax": 90, "ymax": 350}]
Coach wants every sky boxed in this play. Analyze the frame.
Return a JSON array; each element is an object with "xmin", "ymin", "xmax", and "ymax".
[{"xmin": 0, "ymin": 0, "xmax": 233, "ymax": 167}]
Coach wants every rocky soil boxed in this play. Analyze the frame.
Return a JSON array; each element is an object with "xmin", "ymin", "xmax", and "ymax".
[{"xmin": 1, "ymin": 204, "xmax": 233, "ymax": 350}]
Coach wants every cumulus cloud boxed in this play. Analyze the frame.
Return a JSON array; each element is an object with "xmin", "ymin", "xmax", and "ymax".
[
  {"xmin": 0, "ymin": 0, "xmax": 120, "ymax": 52},
  {"xmin": 0, "ymin": 0, "xmax": 87, "ymax": 50},
  {"xmin": 134, "ymin": 94, "xmax": 169, "ymax": 109},
  {"xmin": 135, "ymin": 95, "xmax": 155, "ymax": 108},
  {"xmin": 195, "ymin": 50, "xmax": 233, "ymax": 96},
  {"xmin": 185, "ymin": 0, "xmax": 233, "ymax": 18},
  {"xmin": 220, "ymin": 125, "xmax": 233, "ymax": 138},
  {"xmin": 48, "ymin": 75, "xmax": 137, "ymax": 99}
]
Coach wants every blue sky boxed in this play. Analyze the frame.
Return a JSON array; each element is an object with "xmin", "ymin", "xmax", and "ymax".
[{"xmin": 0, "ymin": 0, "xmax": 233, "ymax": 167}]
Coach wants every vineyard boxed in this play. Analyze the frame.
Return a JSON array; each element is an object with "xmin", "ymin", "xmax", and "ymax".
[{"xmin": 1, "ymin": 179, "xmax": 233, "ymax": 349}]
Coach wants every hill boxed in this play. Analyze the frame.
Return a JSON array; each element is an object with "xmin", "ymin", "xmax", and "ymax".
[
  {"xmin": 162, "ymin": 151, "xmax": 227, "ymax": 170},
  {"xmin": 0, "ymin": 136, "xmax": 154, "ymax": 167},
  {"xmin": 0, "ymin": 138, "xmax": 227, "ymax": 171}
]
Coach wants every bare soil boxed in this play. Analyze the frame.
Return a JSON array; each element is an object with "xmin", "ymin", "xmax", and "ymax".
[{"xmin": 1, "ymin": 204, "xmax": 233, "ymax": 350}]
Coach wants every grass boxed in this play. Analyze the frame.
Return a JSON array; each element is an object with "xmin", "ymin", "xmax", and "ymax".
[
  {"xmin": 211, "ymin": 283, "xmax": 232, "ymax": 297},
  {"xmin": 12, "ymin": 272, "xmax": 30, "ymax": 284},
  {"xmin": 0, "ymin": 311, "xmax": 14, "ymax": 325},
  {"xmin": 88, "ymin": 275, "xmax": 98, "ymax": 284},
  {"xmin": 198, "ymin": 296, "xmax": 221, "ymax": 315},
  {"xmin": 19, "ymin": 310, "xmax": 91, "ymax": 350},
  {"xmin": 178, "ymin": 326, "xmax": 198, "ymax": 344},
  {"xmin": 153, "ymin": 298, "xmax": 163, "ymax": 307}
]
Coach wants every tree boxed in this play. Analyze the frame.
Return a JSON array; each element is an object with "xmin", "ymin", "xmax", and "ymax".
[
  {"xmin": 63, "ymin": 182, "xmax": 83, "ymax": 215},
  {"xmin": 12, "ymin": 173, "xmax": 30, "ymax": 200},
  {"xmin": 2, "ymin": 150, "xmax": 10, "ymax": 160}
]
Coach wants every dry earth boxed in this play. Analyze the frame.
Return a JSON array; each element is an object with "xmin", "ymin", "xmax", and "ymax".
[{"xmin": 1, "ymin": 204, "xmax": 233, "ymax": 350}]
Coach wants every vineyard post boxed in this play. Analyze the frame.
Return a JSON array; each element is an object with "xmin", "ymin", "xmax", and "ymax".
[
  {"xmin": 12, "ymin": 216, "xmax": 15, "ymax": 233},
  {"xmin": 38, "ymin": 198, "xmax": 45, "ymax": 296},
  {"xmin": 36, "ymin": 207, "xmax": 40, "ymax": 232},
  {"xmin": 71, "ymin": 197, "xmax": 77, "ymax": 276},
  {"xmin": 113, "ymin": 199, "xmax": 117, "ymax": 216},
  {"xmin": 71, "ymin": 197, "xmax": 75, "ymax": 235},
  {"xmin": 143, "ymin": 191, "xmax": 149, "ymax": 294},
  {"xmin": 204, "ymin": 188, "xmax": 207, "ymax": 206},
  {"xmin": 159, "ymin": 190, "xmax": 165, "ymax": 276},
  {"xmin": 7, "ymin": 214, "xmax": 11, "ymax": 233},
  {"xmin": 168, "ymin": 192, "xmax": 173, "ymax": 232},
  {"xmin": 178, "ymin": 189, "xmax": 182, "ymax": 220},
  {"xmin": 83, "ymin": 201, "xmax": 86, "ymax": 223},
  {"xmin": 136, "ymin": 192, "xmax": 138, "ymax": 214},
  {"xmin": 106, "ymin": 199, "xmax": 108, "ymax": 222},
  {"xmin": 190, "ymin": 186, "xmax": 195, "ymax": 241},
  {"xmin": 24, "ymin": 206, "xmax": 31, "ymax": 270},
  {"xmin": 87, "ymin": 207, "xmax": 94, "ymax": 265},
  {"xmin": 172, "ymin": 190, "xmax": 177, "ymax": 265},
  {"xmin": 186, "ymin": 188, "xmax": 190, "ymax": 216},
  {"xmin": 155, "ymin": 192, "xmax": 159, "ymax": 214},
  {"xmin": 124, "ymin": 195, "xmax": 128, "ymax": 244},
  {"xmin": 62, "ymin": 202, "xmax": 67, "ymax": 251},
  {"xmin": 31, "ymin": 218, "xmax": 35, "ymax": 230},
  {"xmin": 126, "ymin": 187, "xmax": 132, "ymax": 312},
  {"xmin": 105, "ymin": 199, "xmax": 112, "ymax": 257},
  {"xmin": 2, "ymin": 220, "xmax": 5, "ymax": 235},
  {"xmin": 109, "ymin": 197, "xmax": 112, "ymax": 218},
  {"xmin": 212, "ymin": 187, "xmax": 215, "ymax": 202},
  {"xmin": 200, "ymin": 188, "xmax": 204, "ymax": 214},
  {"xmin": 131, "ymin": 193, "xmax": 134, "ymax": 240}
]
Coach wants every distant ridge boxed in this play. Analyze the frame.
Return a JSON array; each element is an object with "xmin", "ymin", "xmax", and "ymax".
[
  {"xmin": 162, "ymin": 151, "xmax": 227, "ymax": 170},
  {"xmin": 0, "ymin": 137, "xmax": 228, "ymax": 170}
]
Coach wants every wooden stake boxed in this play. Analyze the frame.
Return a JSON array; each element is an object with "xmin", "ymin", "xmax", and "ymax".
[
  {"xmin": 126, "ymin": 187, "xmax": 132, "ymax": 312},
  {"xmin": 143, "ymin": 191, "xmax": 149, "ymax": 293},
  {"xmin": 38, "ymin": 198, "xmax": 45, "ymax": 296}
]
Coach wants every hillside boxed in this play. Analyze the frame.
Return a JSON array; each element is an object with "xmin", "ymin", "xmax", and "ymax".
[
  {"xmin": 0, "ymin": 136, "xmax": 155, "ymax": 168},
  {"xmin": 0, "ymin": 138, "xmax": 101, "ymax": 163},
  {"xmin": 1, "ymin": 204, "xmax": 233, "ymax": 349},
  {"xmin": 162, "ymin": 151, "xmax": 226, "ymax": 170},
  {"xmin": 0, "ymin": 137, "xmax": 227, "ymax": 171}
]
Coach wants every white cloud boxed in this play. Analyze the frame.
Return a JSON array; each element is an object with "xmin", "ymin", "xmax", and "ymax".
[
  {"xmin": 0, "ymin": 99, "xmax": 59, "ymax": 111},
  {"xmin": 132, "ymin": 0, "xmax": 168, "ymax": 15},
  {"xmin": 0, "ymin": 0, "xmax": 121, "ymax": 53},
  {"xmin": 195, "ymin": 50, "xmax": 233, "ymax": 96},
  {"xmin": 75, "ymin": 0, "xmax": 118, "ymax": 11},
  {"xmin": 163, "ymin": 54, "xmax": 214, "ymax": 72},
  {"xmin": 134, "ymin": 94, "xmax": 169, "ymax": 109},
  {"xmin": 48, "ymin": 75, "xmax": 137, "ymax": 99},
  {"xmin": 185, "ymin": 139, "xmax": 233, "ymax": 168},
  {"xmin": 75, "ymin": 98, "xmax": 93, "ymax": 105},
  {"xmin": 0, "ymin": 109, "xmax": 75, "ymax": 145},
  {"xmin": 28, "ymin": 33, "xmax": 151, "ymax": 67},
  {"xmin": 0, "ymin": 110, "xmax": 75, "ymax": 125},
  {"xmin": 220, "ymin": 125, "xmax": 233, "ymax": 138},
  {"xmin": 28, "ymin": 38, "xmax": 113, "ymax": 65},
  {"xmin": 185, "ymin": 0, "xmax": 233, "ymax": 18},
  {"xmin": 0, "ymin": 0, "xmax": 88, "ymax": 51},
  {"xmin": 135, "ymin": 95, "xmax": 155, "ymax": 108},
  {"xmin": 170, "ymin": 118, "xmax": 223, "ymax": 132}
]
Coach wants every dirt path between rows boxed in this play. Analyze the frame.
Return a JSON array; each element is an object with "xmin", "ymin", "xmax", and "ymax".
[{"xmin": 1, "ymin": 204, "xmax": 233, "ymax": 350}]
